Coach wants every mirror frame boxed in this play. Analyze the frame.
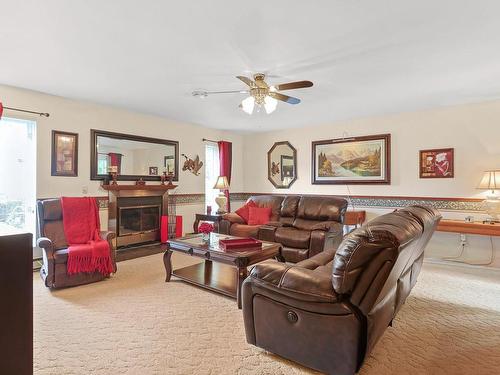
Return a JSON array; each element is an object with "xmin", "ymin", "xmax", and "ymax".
[
  {"xmin": 90, "ymin": 129, "xmax": 179, "ymax": 181},
  {"xmin": 267, "ymin": 141, "xmax": 297, "ymax": 189}
]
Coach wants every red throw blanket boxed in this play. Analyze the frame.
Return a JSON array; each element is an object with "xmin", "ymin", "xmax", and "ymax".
[{"xmin": 61, "ymin": 197, "xmax": 114, "ymax": 276}]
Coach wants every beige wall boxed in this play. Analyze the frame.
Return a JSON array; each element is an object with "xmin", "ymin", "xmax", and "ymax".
[
  {"xmin": 2, "ymin": 84, "xmax": 499, "ymax": 267},
  {"xmin": 241, "ymin": 100, "xmax": 500, "ymax": 267},
  {"xmin": 0, "ymin": 84, "xmax": 244, "ymax": 234}
]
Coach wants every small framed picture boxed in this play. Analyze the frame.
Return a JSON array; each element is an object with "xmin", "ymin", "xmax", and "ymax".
[
  {"xmin": 149, "ymin": 166, "xmax": 158, "ymax": 175},
  {"xmin": 51, "ymin": 130, "xmax": 78, "ymax": 177},
  {"xmin": 419, "ymin": 148, "xmax": 454, "ymax": 178}
]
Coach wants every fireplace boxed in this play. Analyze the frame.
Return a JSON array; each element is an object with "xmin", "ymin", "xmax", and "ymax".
[{"xmin": 103, "ymin": 184, "xmax": 176, "ymax": 249}]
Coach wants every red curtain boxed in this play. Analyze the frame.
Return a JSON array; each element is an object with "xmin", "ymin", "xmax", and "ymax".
[
  {"xmin": 0, "ymin": 102, "xmax": 3, "ymax": 120},
  {"xmin": 108, "ymin": 153, "xmax": 123, "ymax": 174},
  {"xmin": 218, "ymin": 141, "xmax": 232, "ymax": 212}
]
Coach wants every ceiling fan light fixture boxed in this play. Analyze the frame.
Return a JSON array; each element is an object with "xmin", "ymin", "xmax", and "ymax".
[
  {"xmin": 241, "ymin": 96, "xmax": 255, "ymax": 115},
  {"xmin": 264, "ymin": 96, "xmax": 278, "ymax": 114}
]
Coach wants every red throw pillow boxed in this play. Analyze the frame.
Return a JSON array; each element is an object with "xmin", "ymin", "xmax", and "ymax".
[
  {"xmin": 248, "ymin": 206, "xmax": 272, "ymax": 225},
  {"xmin": 235, "ymin": 200, "xmax": 257, "ymax": 224}
]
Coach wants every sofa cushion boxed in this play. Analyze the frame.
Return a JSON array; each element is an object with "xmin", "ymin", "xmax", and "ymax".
[
  {"xmin": 235, "ymin": 200, "xmax": 257, "ymax": 223},
  {"xmin": 248, "ymin": 206, "xmax": 272, "ymax": 225},
  {"xmin": 296, "ymin": 196, "xmax": 346, "ymax": 222},
  {"xmin": 230, "ymin": 223, "xmax": 261, "ymax": 238},
  {"xmin": 275, "ymin": 227, "xmax": 311, "ymax": 249},
  {"xmin": 250, "ymin": 195, "xmax": 284, "ymax": 221}
]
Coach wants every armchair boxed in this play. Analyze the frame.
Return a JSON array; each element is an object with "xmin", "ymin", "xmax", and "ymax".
[
  {"xmin": 37, "ymin": 198, "xmax": 117, "ymax": 288},
  {"xmin": 242, "ymin": 205, "xmax": 441, "ymax": 375}
]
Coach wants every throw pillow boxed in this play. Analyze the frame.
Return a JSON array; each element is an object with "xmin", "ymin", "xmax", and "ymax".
[
  {"xmin": 248, "ymin": 206, "xmax": 272, "ymax": 225},
  {"xmin": 235, "ymin": 200, "xmax": 257, "ymax": 224}
]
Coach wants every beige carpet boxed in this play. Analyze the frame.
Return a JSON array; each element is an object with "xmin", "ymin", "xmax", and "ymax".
[{"xmin": 34, "ymin": 254, "xmax": 500, "ymax": 375}]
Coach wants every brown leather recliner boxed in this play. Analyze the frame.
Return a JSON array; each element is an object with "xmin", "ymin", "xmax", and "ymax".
[
  {"xmin": 220, "ymin": 195, "xmax": 348, "ymax": 263},
  {"xmin": 242, "ymin": 205, "xmax": 441, "ymax": 375},
  {"xmin": 37, "ymin": 198, "xmax": 117, "ymax": 288}
]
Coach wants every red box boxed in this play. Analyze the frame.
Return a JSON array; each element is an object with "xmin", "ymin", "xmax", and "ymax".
[{"xmin": 219, "ymin": 238, "xmax": 262, "ymax": 251}]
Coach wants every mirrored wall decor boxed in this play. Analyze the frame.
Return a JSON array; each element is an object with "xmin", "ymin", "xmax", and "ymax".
[
  {"xmin": 90, "ymin": 129, "xmax": 179, "ymax": 181},
  {"xmin": 267, "ymin": 141, "xmax": 297, "ymax": 189}
]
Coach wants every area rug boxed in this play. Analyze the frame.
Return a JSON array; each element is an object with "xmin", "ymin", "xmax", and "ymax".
[{"xmin": 34, "ymin": 254, "xmax": 500, "ymax": 375}]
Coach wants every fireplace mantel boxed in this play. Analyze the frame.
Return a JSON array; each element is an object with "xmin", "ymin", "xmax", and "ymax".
[
  {"xmin": 103, "ymin": 183, "xmax": 176, "ymax": 248},
  {"xmin": 102, "ymin": 184, "xmax": 177, "ymax": 192}
]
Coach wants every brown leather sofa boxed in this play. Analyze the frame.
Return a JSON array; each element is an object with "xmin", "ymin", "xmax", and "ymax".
[
  {"xmin": 242, "ymin": 205, "xmax": 441, "ymax": 375},
  {"xmin": 37, "ymin": 198, "xmax": 117, "ymax": 288},
  {"xmin": 220, "ymin": 195, "xmax": 348, "ymax": 263}
]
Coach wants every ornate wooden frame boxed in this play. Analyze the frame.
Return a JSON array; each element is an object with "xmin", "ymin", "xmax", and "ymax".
[
  {"xmin": 311, "ymin": 133, "xmax": 391, "ymax": 185},
  {"xmin": 267, "ymin": 141, "xmax": 297, "ymax": 189},
  {"xmin": 51, "ymin": 130, "xmax": 79, "ymax": 177}
]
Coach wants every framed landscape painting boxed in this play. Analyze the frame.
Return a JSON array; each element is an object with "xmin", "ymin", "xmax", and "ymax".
[
  {"xmin": 419, "ymin": 148, "xmax": 454, "ymax": 178},
  {"xmin": 312, "ymin": 134, "xmax": 391, "ymax": 184}
]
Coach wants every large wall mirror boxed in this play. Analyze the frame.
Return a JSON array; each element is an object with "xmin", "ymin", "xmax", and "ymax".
[
  {"xmin": 90, "ymin": 129, "xmax": 179, "ymax": 181},
  {"xmin": 267, "ymin": 141, "xmax": 297, "ymax": 189}
]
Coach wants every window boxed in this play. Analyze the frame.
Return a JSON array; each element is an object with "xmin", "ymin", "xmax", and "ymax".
[
  {"xmin": 205, "ymin": 143, "xmax": 219, "ymax": 211},
  {"xmin": 0, "ymin": 117, "xmax": 37, "ymax": 243}
]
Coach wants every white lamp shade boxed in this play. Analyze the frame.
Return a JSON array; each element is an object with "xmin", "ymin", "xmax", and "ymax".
[
  {"xmin": 264, "ymin": 96, "xmax": 278, "ymax": 114},
  {"xmin": 478, "ymin": 170, "xmax": 500, "ymax": 190},
  {"xmin": 241, "ymin": 96, "xmax": 255, "ymax": 115}
]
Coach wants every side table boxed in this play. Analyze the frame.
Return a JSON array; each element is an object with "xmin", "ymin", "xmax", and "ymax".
[{"xmin": 193, "ymin": 213, "xmax": 223, "ymax": 233}]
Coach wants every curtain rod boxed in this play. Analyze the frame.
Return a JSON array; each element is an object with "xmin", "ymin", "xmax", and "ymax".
[
  {"xmin": 3, "ymin": 105, "xmax": 50, "ymax": 117},
  {"xmin": 202, "ymin": 138, "xmax": 218, "ymax": 143}
]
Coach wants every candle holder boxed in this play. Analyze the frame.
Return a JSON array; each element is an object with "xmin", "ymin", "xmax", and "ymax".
[
  {"xmin": 161, "ymin": 171, "xmax": 167, "ymax": 185},
  {"xmin": 110, "ymin": 172, "xmax": 118, "ymax": 185},
  {"xmin": 167, "ymin": 172, "xmax": 174, "ymax": 187},
  {"xmin": 135, "ymin": 178, "xmax": 146, "ymax": 186}
]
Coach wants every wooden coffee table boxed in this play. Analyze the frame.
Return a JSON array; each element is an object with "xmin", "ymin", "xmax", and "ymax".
[{"xmin": 164, "ymin": 233, "xmax": 283, "ymax": 308}]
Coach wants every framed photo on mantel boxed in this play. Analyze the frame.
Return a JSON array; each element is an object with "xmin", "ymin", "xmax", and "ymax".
[
  {"xmin": 51, "ymin": 130, "xmax": 78, "ymax": 177},
  {"xmin": 419, "ymin": 148, "xmax": 454, "ymax": 178},
  {"xmin": 311, "ymin": 133, "xmax": 391, "ymax": 184}
]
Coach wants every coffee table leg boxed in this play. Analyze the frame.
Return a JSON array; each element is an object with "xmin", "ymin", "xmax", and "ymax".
[
  {"xmin": 164, "ymin": 248, "xmax": 173, "ymax": 282},
  {"xmin": 237, "ymin": 267, "xmax": 248, "ymax": 309}
]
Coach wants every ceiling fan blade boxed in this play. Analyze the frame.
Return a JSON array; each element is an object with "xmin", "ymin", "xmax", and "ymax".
[
  {"xmin": 273, "ymin": 80, "xmax": 313, "ymax": 91},
  {"xmin": 269, "ymin": 92, "xmax": 301, "ymax": 105},
  {"xmin": 236, "ymin": 76, "xmax": 255, "ymax": 87}
]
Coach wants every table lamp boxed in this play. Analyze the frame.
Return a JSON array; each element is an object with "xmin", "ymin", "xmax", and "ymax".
[
  {"xmin": 478, "ymin": 170, "xmax": 500, "ymax": 222},
  {"xmin": 213, "ymin": 176, "xmax": 230, "ymax": 214}
]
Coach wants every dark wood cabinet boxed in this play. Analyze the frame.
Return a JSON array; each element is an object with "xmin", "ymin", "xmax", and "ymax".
[{"xmin": 0, "ymin": 233, "xmax": 33, "ymax": 375}]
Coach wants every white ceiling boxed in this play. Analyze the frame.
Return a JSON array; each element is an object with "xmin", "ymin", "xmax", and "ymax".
[{"xmin": 2, "ymin": 1, "xmax": 500, "ymax": 132}]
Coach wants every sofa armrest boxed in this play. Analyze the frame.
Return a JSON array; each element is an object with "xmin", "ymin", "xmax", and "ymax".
[
  {"xmin": 248, "ymin": 260, "xmax": 338, "ymax": 303},
  {"xmin": 100, "ymin": 231, "xmax": 117, "ymax": 272},
  {"xmin": 222, "ymin": 212, "xmax": 245, "ymax": 224},
  {"xmin": 258, "ymin": 225, "xmax": 278, "ymax": 242},
  {"xmin": 308, "ymin": 222, "xmax": 344, "ymax": 257}
]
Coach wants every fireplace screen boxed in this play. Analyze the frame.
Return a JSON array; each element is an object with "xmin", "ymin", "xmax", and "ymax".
[{"xmin": 119, "ymin": 205, "xmax": 160, "ymax": 236}]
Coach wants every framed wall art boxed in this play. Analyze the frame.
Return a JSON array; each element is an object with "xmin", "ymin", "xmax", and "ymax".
[
  {"xmin": 311, "ymin": 134, "xmax": 391, "ymax": 184},
  {"xmin": 419, "ymin": 148, "xmax": 454, "ymax": 178},
  {"xmin": 51, "ymin": 130, "xmax": 78, "ymax": 177}
]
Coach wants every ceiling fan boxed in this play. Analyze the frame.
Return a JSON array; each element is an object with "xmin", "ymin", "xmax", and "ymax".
[{"xmin": 192, "ymin": 73, "xmax": 313, "ymax": 115}]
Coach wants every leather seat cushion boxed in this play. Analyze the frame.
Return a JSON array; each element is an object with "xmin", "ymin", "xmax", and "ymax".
[
  {"xmin": 230, "ymin": 223, "xmax": 261, "ymax": 238},
  {"xmin": 275, "ymin": 227, "xmax": 311, "ymax": 249}
]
